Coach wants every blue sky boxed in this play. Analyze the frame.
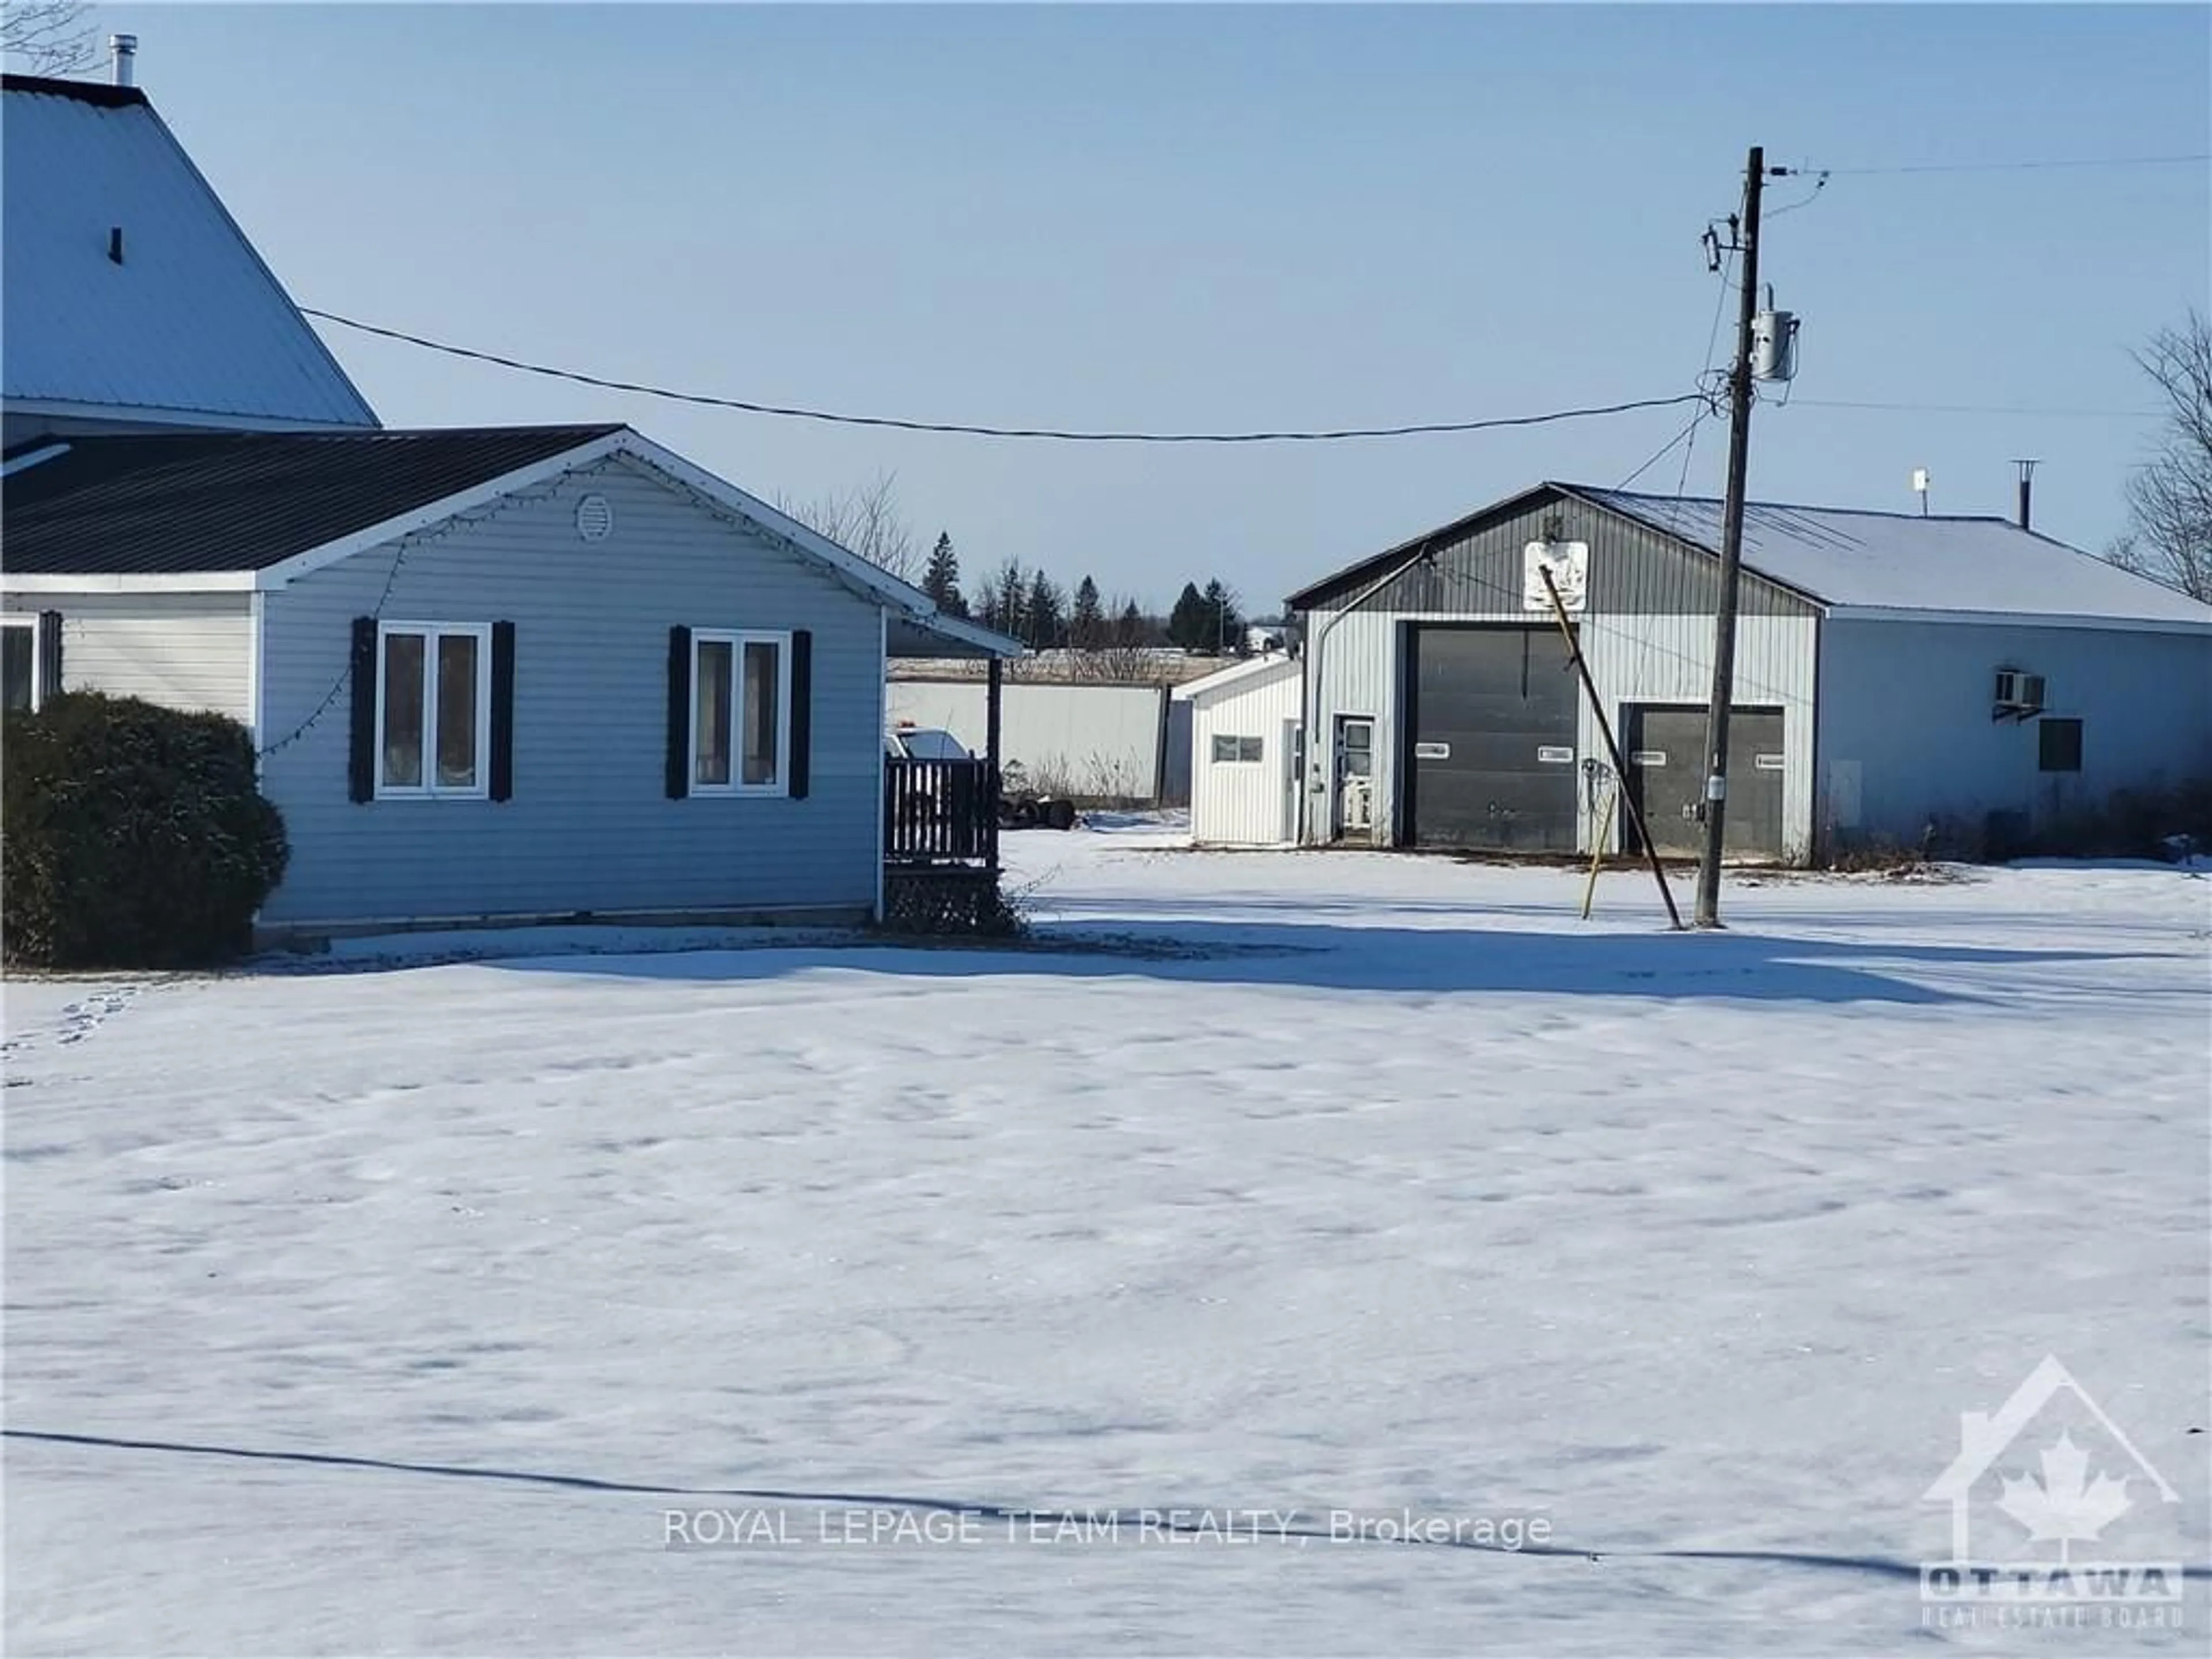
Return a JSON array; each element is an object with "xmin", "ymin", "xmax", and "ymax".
[{"xmin": 85, "ymin": 3, "xmax": 2210, "ymax": 611}]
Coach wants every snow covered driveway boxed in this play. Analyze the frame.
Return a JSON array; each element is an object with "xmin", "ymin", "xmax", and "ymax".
[{"xmin": 5, "ymin": 828, "xmax": 2207, "ymax": 1654}]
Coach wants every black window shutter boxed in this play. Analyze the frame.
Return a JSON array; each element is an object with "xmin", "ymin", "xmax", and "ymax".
[
  {"xmin": 489, "ymin": 621, "xmax": 516, "ymax": 801},
  {"xmin": 788, "ymin": 629, "xmax": 812, "ymax": 799},
  {"xmin": 666, "ymin": 626, "xmax": 692, "ymax": 798},
  {"xmin": 348, "ymin": 616, "xmax": 378, "ymax": 802},
  {"xmin": 35, "ymin": 609, "xmax": 63, "ymax": 704}
]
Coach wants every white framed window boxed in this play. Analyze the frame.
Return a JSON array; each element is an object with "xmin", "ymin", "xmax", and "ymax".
[
  {"xmin": 1211, "ymin": 733, "xmax": 1264, "ymax": 764},
  {"xmin": 376, "ymin": 622, "xmax": 491, "ymax": 798},
  {"xmin": 690, "ymin": 629, "xmax": 791, "ymax": 795},
  {"xmin": 1, "ymin": 616, "xmax": 39, "ymax": 714}
]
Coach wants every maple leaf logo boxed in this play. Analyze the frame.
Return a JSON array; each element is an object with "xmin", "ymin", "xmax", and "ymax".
[{"xmin": 1997, "ymin": 1431, "xmax": 2134, "ymax": 1562}]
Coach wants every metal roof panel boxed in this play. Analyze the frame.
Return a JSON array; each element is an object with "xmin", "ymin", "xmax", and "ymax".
[
  {"xmin": 2, "ymin": 75, "xmax": 379, "ymax": 429},
  {"xmin": 1, "ymin": 426, "xmax": 624, "ymax": 575},
  {"xmin": 1580, "ymin": 487, "xmax": 2212, "ymax": 626}
]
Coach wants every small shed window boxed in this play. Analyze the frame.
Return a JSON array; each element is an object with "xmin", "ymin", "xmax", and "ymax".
[
  {"xmin": 1211, "ymin": 734, "xmax": 1263, "ymax": 764},
  {"xmin": 2039, "ymin": 717, "xmax": 2083, "ymax": 774}
]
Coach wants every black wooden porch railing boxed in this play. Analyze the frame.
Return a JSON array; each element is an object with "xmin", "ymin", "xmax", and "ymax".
[{"xmin": 885, "ymin": 756, "xmax": 998, "ymax": 865}]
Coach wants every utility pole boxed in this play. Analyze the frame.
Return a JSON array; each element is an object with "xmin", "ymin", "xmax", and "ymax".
[{"xmin": 1693, "ymin": 145, "xmax": 1765, "ymax": 930}]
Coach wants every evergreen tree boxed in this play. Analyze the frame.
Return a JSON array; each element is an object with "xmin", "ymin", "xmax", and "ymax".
[
  {"xmin": 1071, "ymin": 575, "xmax": 1104, "ymax": 648},
  {"xmin": 1024, "ymin": 569, "xmax": 1066, "ymax": 649},
  {"xmin": 1167, "ymin": 582, "xmax": 1209, "ymax": 649},
  {"xmin": 922, "ymin": 533, "xmax": 969, "ymax": 618},
  {"xmin": 988, "ymin": 558, "xmax": 1028, "ymax": 642},
  {"xmin": 1115, "ymin": 600, "xmax": 1145, "ymax": 647},
  {"xmin": 1201, "ymin": 579, "xmax": 1245, "ymax": 653}
]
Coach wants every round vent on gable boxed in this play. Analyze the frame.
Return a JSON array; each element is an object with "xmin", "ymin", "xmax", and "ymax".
[{"xmin": 575, "ymin": 494, "xmax": 615, "ymax": 543}]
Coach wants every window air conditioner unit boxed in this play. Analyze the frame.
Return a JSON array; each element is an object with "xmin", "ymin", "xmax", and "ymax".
[{"xmin": 1993, "ymin": 669, "xmax": 2047, "ymax": 719}]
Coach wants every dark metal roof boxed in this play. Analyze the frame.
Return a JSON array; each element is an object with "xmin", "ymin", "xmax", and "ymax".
[
  {"xmin": 1, "ymin": 73, "xmax": 149, "ymax": 110},
  {"xmin": 1, "ymin": 425, "xmax": 626, "ymax": 576}
]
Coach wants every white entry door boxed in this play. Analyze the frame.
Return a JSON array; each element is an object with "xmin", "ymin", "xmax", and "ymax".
[{"xmin": 1334, "ymin": 716, "xmax": 1375, "ymax": 838}]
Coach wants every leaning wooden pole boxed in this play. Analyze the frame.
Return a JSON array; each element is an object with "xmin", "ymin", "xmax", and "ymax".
[{"xmin": 1540, "ymin": 566, "xmax": 1685, "ymax": 931}]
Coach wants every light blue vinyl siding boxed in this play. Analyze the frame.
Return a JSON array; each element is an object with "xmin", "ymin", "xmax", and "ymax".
[{"xmin": 255, "ymin": 455, "xmax": 884, "ymax": 928}]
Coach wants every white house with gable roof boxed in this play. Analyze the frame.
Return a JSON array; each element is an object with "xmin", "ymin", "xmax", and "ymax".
[{"xmin": 1, "ymin": 58, "xmax": 1025, "ymax": 940}]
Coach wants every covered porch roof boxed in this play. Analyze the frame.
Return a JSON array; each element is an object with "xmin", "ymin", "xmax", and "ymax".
[{"xmin": 887, "ymin": 609, "xmax": 1027, "ymax": 661}]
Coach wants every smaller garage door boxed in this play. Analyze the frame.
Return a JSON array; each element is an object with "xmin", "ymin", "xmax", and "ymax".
[{"xmin": 1622, "ymin": 705, "xmax": 1785, "ymax": 860}]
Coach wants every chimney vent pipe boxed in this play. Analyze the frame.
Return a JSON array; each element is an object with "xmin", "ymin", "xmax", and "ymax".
[
  {"xmin": 109, "ymin": 34, "xmax": 137, "ymax": 88},
  {"xmin": 2012, "ymin": 459, "xmax": 2039, "ymax": 531}
]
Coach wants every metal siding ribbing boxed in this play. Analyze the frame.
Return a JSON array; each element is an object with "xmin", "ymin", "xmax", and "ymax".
[
  {"xmin": 1298, "ymin": 490, "xmax": 1820, "ymax": 858},
  {"xmin": 1301, "ymin": 605, "xmax": 1399, "ymax": 846},
  {"xmin": 887, "ymin": 679, "xmax": 1167, "ymax": 801},
  {"xmin": 1817, "ymin": 616, "xmax": 2212, "ymax": 847},
  {"xmin": 1187, "ymin": 660, "xmax": 1302, "ymax": 846},
  {"xmin": 1580, "ymin": 612, "xmax": 1817, "ymax": 860},
  {"xmin": 1321, "ymin": 493, "xmax": 1814, "ymax": 622}
]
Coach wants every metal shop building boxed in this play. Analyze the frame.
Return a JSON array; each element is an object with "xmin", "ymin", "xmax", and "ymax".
[{"xmin": 1281, "ymin": 482, "xmax": 2212, "ymax": 863}]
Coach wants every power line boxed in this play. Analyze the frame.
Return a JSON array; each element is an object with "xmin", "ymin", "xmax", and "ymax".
[
  {"xmin": 301, "ymin": 307, "xmax": 1703, "ymax": 445},
  {"xmin": 1790, "ymin": 397, "xmax": 2162, "ymax": 419},
  {"xmin": 1761, "ymin": 175, "xmax": 1828, "ymax": 221},
  {"xmin": 1793, "ymin": 152, "xmax": 2209, "ymax": 177},
  {"xmin": 1612, "ymin": 407, "xmax": 1707, "ymax": 491}
]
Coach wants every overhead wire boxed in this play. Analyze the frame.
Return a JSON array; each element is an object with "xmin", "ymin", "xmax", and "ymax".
[
  {"xmin": 1789, "ymin": 397, "xmax": 2161, "ymax": 419},
  {"xmin": 1796, "ymin": 152, "xmax": 2210, "ymax": 177},
  {"xmin": 1610, "ymin": 408, "xmax": 1707, "ymax": 492},
  {"xmin": 300, "ymin": 308, "xmax": 1703, "ymax": 445}
]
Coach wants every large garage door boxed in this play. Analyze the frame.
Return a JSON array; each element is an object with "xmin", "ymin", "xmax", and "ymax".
[
  {"xmin": 1405, "ymin": 626, "xmax": 1580, "ymax": 852},
  {"xmin": 1622, "ymin": 705, "xmax": 1785, "ymax": 859}
]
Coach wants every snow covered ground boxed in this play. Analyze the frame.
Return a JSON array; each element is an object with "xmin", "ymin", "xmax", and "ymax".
[{"xmin": 5, "ymin": 824, "xmax": 2208, "ymax": 1655}]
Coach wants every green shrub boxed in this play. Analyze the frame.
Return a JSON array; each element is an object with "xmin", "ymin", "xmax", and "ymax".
[{"xmin": 3, "ymin": 693, "xmax": 290, "ymax": 969}]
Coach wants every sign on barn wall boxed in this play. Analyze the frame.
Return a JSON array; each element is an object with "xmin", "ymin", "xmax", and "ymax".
[{"xmin": 1522, "ymin": 540, "xmax": 1589, "ymax": 613}]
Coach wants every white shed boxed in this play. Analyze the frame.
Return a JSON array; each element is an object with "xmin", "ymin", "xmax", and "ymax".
[{"xmin": 1173, "ymin": 653, "xmax": 1304, "ymax": 846}]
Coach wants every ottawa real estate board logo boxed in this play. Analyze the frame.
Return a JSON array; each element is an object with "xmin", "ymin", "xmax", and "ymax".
[{"xmin": 1921, "ymin": 1355, "xmax": 2186, "ymax": 1630}]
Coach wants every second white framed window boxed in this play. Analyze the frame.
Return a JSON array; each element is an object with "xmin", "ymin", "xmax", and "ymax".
[{"xmin": 691, "ymin": 630, "xmax": 790, "ymax": 794}]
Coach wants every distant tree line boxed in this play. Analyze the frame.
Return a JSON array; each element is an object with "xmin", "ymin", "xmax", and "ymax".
[
  {"xmin": 926, "ymin": 536, "xmax": 1252, "ymax": 654},
  {"xmin": 789, "ymin": 471, "xmax": 1271, "ymax": 657}
]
